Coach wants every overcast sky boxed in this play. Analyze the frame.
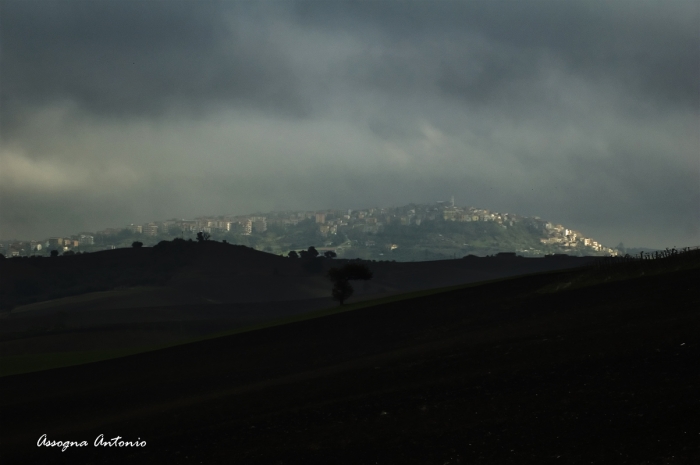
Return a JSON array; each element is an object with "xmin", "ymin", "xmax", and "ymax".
[{"xmin": 1, "ymin": 0, "xmax": 698, "ymax": 248}]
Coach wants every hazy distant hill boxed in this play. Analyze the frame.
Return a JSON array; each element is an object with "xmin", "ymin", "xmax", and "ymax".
[{"xmin": 4, "ymin": 203, "xmax": 619, "ymax": 260}]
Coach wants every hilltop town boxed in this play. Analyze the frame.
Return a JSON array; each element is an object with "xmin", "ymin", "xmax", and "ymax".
[{"xmin": 1, "ymin": 201, "xmax": 618, "ymax": 260}]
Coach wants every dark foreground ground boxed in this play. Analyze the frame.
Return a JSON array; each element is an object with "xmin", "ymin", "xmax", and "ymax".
[
  {"xmin": 1, "ymin": 266, "xmax": 699, "ymax": 464},
  {"xmin": 0, "ymin": 253, "xmax": 599, "ymax": 369}
]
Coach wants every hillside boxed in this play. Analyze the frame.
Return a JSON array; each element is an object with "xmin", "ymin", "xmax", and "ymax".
[
  {"xmin": 1, "ymin": 256, "xmax": 698, "ymax": 464},
  {"xmin": 0, "ymin": 241, "xmax": 600, "ymax": 372},
  {"xmin": 3, "ymin": 203, "xmax": 620, "ymax": 261},
  {"xmin": 0, "ymin": 240, "xmax": 598, "ymax": 312}
]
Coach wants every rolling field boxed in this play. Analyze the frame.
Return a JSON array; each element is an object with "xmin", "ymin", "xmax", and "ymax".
[
  {"xmin": 1, "ymin": 263, "xmax": 698, "ymax": 464},
  {"xmin": 0, "ymin": 248, "xmax": 598, "ymax": 375}
]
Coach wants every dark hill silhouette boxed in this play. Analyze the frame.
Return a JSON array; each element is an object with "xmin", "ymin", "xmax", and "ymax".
[
  {"xmin": 0, "ymin": 241, "xmax": 291, "ymax": 311},
  {"xmin": 0, "ymin": 241, "xmax": 621, "ymax": 364},
  {"xmin": 0, "ymin": 241, "xmax": 608, "ymax": 361},
  {"xmin": 1, "ymin": 240, "xmax": 600, "ymax": 312},
  {"xmin": 0, "ymin": 262, "xmax": 697, "ymax": 464}
]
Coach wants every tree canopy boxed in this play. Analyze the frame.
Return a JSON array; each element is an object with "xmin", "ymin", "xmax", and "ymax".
[
  {"xmin": 299, "ymin": 246, "xmax": 319, "ymax": 260},
  {"xmin": 327, "ymin": 262, "xmax": 373, "ymax": 305}
]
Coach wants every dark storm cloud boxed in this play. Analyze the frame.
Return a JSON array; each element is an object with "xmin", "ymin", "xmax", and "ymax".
[
  {"xmin": 3, "ymin": 0, "xmax": 697, "ymax": 126},
  {"xmin": 0, "ymin": 0, "xmax": 698, "ymax": 248},
  {"xmin": 1, "ymin": 0, "xmax": 306, "ymax": 137},
  {"xmin": 291, "ymin": 0, "xmax": 699, "ymax": 111}
]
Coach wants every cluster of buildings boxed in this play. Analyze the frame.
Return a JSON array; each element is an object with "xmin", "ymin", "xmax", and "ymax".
[
  {"xmin": 0, "ymin": 234, "xmax": 96, "ymax": 257},
  {"xmin": 541, "ymin": 223, "xmax": 615, "ymax": 254},
  {"xmin": 142, "ymin": 201, "xmax": 536, "ymax": 239},
  {"xmin": 119, "ymin": 216, "xmax": 272, "ymax": 237},
  {"xmin": 1, "ymin": 199, "xmax": 617, "ymax": 257}
]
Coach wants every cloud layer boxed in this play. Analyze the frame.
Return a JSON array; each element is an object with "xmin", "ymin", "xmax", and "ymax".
[{"xmin": 1, "ymin": 0, "xmax": 698, "ymax": 247}]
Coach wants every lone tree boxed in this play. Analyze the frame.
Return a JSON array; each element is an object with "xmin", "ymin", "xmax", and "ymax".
[
  {"xmin": 327, "ymin": 262, "xmax": 373, "ymax": 305},
  {"xmin": 132, "ymin": 241, "xmax": 143, "ymax": 248},
  {"xmin": 323, "ymin": 250, "xmax": 337, "ymax": 259},
  {"xmin": 196, "ymin": 231, "xmax": 211, "ymax": 243}
]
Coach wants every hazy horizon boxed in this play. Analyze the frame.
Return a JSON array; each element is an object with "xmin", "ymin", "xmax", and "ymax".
[
  {"xmin": 1, "ymin": 0, "xmax": 698, "ymax": 249},
  {"xmin": 0, "ymin": 200, "xmax": 689, "ymax": 251}
]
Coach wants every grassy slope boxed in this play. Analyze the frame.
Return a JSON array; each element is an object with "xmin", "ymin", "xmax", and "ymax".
[
  {"xmin": 1, "ymin": 263, "xmax": 698, "ymax": 464},
  {"xmin": 0, "ymin": 267, "xmax": 583, "ymax": 377},
  {"xmin": 0, "ymin": 253, "xmax": 597, "ymax": 375},
  {"xmin": 1, "ymin": 242, "xmax": 597, "ymax": 312}
]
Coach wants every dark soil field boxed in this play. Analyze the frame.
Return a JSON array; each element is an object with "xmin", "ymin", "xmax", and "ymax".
[
  {"xmin": 1, "ymin": 261, "xmax": 698, "ymax": 464},
  {"xmin": 0, "ymin": 244, "xmax": 598, "ymax": 366}
]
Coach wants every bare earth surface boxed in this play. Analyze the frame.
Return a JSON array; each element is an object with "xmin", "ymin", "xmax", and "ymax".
[
  {"xmin": 1, "ymin": 265, "xmax": 698, "ymax": 464},
  {"xmin": 1, "ymin": 251, "xmax": 595, "ymax": 356}
]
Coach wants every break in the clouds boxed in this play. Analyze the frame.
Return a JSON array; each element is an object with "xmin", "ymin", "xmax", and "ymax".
[{"xmin": 1, "ymin": 0, "xmax": 698, "ymax": 248}]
